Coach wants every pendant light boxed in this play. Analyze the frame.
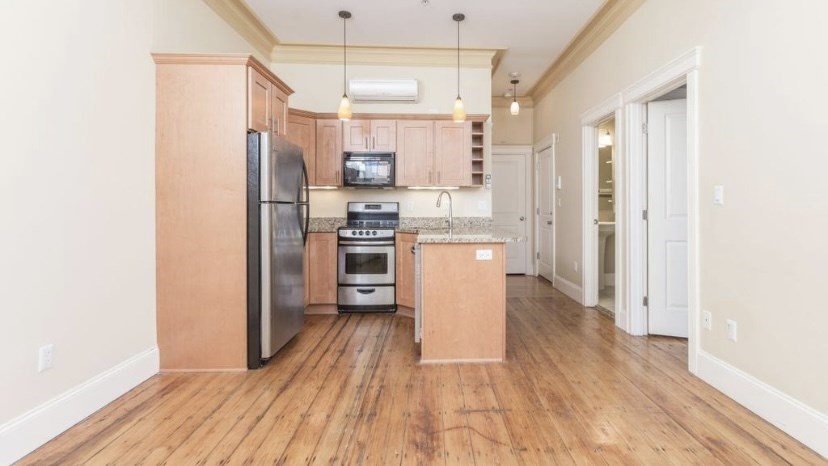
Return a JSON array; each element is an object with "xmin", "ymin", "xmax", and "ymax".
[
  {"xmin": 337, "ymin": 10, "xmax": 352, "ymax": 121},
  {"xmin": 599, "ymin": 130, "xmax": 613, "ymax": 148},
  {"xmin": 510, "ymin": 79, "xmax": 520, "ymax": 116},
  {"xmin": 452, "ymin": 13, "xmax": 466, "ymax": 123}
]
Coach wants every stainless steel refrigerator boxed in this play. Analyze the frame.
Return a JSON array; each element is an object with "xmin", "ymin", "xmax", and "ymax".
[{"xmin": 247, "ymin": 132, "xmax": 309, "ymax": 368}]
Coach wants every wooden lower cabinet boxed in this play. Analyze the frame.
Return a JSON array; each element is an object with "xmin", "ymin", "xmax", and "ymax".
[
  {"xmin": 308, "ymin": 232, "xmax": 337, "ymax": 304},
  {"xmin": 395, "ymin": 233, "xmax": 417, "ymax": 308}
]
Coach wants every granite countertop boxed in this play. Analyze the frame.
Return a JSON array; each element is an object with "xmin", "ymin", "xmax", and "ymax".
[{"xmin": 414, "ymin": 228, "xmax": 525, "ymax": 244}]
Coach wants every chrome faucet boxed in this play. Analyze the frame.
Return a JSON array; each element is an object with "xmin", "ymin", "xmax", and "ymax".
[{"xmin": 436, "ymin": 190, "xmax": 453, "ymax": 231}]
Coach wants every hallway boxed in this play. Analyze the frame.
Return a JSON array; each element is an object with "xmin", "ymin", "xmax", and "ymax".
[{"xmin": 19, "ymin": 277, "xmax": 822, "ymax": 465}]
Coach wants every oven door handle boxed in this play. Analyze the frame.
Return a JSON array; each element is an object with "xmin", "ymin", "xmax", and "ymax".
[
  {"xmin": 338, "ymin": 240, "xmax": 395, "ymax": 246},
  {"xmin": 356, "ymin": 288, "xmax": 377, "ymax": 295}
]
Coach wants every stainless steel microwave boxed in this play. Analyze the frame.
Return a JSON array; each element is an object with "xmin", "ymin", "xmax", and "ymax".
[{"xmin": 342, "ymin": 152, "xmax": 395, "ymax": 188}]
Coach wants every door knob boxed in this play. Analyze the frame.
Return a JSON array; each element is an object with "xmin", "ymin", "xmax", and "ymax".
[
  {"xmin": 594, "ymin": 219, "xmax": 599, "ymax": 225},
  {"xmin": 547, "ymin": 220, "xmax": 553, "ymax": 225},
  {"xmin": 519, "ymin": 216, "xmax": 525, "ymax": 221}
]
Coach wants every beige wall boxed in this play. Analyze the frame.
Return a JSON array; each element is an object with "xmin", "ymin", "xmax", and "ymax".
[
  {"xmin": 491, "ymin": 105, "xmax": 534, "ymax": 145},
  {"xmin": 0, "ymin": 0, "xmax": 264, "ymax": 456},
  {"xmin": 534, "ymin": 0, "xmax": 828, "ymax": 413},
  {"xmin": 273, "ymin": 62, "xmax": 493, "ymax": 217}
]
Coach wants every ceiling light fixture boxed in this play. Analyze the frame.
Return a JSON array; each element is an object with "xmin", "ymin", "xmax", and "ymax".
[
  {"xmin": 337, "ymin": 10, "xmax": 352, "ymax": 121},
  {"xmin": 599, "ymin": 129, "xmax": 613, "ymax": 148},
  {"xmin": 510, "ymin": 79, "xmax": 520, "ymax": 116},
  {"xmin": 452, "ymin": 13, "xmax": 466, "ymax": 123}
]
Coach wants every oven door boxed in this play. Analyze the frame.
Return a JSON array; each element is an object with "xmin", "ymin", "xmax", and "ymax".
[{"xmin": 338, "ymin": 244, "xmax": 395, "ymax": 285}]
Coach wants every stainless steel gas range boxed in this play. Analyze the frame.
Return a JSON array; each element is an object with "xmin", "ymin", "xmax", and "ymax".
[{"xmin": 337, "ymin": 202, "xmax": 399, "ymax": 313}]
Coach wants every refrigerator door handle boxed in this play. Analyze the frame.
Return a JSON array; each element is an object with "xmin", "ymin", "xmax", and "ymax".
[{"xmin": 300, "ymin": 162, "xmax": 310, "ymax": 246}]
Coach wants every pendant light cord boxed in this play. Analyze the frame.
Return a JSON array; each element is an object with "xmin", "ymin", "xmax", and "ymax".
[
  {"xmin": 343, "ymin": 15, "xmax": 347, "ymax": 96},
  {"xmin": 456, "ymin": 18, "xmax": 460, "ymax": 99}
]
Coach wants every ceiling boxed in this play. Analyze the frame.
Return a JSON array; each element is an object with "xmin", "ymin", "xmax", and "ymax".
[{"xmin": 245, "ymin": 0, "xmax": 605, "ymax": 97}]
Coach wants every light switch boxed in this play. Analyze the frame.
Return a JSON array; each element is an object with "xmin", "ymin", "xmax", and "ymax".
[
  {"xmin": 478, "ymin": 200, "xmax": 488, "ymax": 211},
  {"xmin": 713, "ymin": 185, "xmax": 725, "ymax": 205},
  {"xmin": 476, "ymin": 249, "xmax": 493, "ymax": 261},
  {"xmin": 556, "ymin": 176, "xmax": 562, "ymax": 190}
]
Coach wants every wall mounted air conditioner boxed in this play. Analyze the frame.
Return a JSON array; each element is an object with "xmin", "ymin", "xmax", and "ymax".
[{"xmin": 349, "ymin": 79, "xmax": 419, "ymax": 103}]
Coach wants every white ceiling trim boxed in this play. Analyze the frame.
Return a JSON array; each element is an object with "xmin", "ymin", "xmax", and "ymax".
[
  {"xmin": 203, "ymin": 0, "xmax": 279, "ymax": 58},
  {"xmin": 271, "ymin": 44, "xmax": 500, "ymax": 69}
]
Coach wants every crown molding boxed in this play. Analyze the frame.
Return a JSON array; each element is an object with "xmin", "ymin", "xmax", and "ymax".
[
  {"xmin": 529, "ymin": 0, "xmax": 646, "ymax": 99},
  {"xmin": 152, "ymin": 53, "xmax": 294, "ymax": 95},
  {"xmin": 271, "ymin": 44, "xmax": 500, "ymax": 68},
  {"xmin": 203, "ymin": 0, "xmax": 279, "ymax": 59},
  {"xmin": 492, "ymin": 96, "xmax": 534, "ymax": 109}
]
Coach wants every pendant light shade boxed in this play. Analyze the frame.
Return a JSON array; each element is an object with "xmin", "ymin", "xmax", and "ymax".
[
  {"xmin": 599, "ymin": 130, "xmax": 613, "ymax": 148},
  {"xmin": 337, "ymin": 10, "xmax": 352, "ymax": 121},
  {"xmin": 452, "ymin": 13, "xmax": 466, "ymax": 123},
  {"xmin": 510, "ymin": 79, "xmax": 520, "ymax": 116}
]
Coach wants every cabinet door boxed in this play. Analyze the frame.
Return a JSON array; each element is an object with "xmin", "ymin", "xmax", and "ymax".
[
  {"xmin": 315, "ymin": 119, "xmax": 343, "ymax": 186},
  {"xmin": 342, "ymin": 120, "xmax": 370, "ymax": 152},
  {"xmin": 370, "ymin": 120, "xmax": 397, "ymax": 151},
  {"xmin": 434, "ymin": 121, "xmax": 472, "ymax": 186},
  {"xmin": 248, "ymin": 68, "xmax": 270, "ymax": 132},
  {"xmin": 396, "ymin": 233, "xmax": 417, "ymax": 308},
  {"xmin": 308, "ymin": 233, "xmax": 338, "ymax": 304},
  {"xmin": 271, "ymin": 88, "xmax": 288, "ymax": 136},
  {"xmin": 396, "ymin": 120, "xmax": 433, "ymax": 186},
  {"xmin": 287, "ymin": 113, "xmax": 317, "ymax": 186}
]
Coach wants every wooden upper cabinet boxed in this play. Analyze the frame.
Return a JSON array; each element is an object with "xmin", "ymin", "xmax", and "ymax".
[
  {"xmin": 396, "ymin": 120, "xmax": 433, "ymax": 186},
  {"xmin": 316, "ymin": 119, "xmax": 343, "ymax": 186},
  {"xmin": 343, "ymin": 120, "xmax": 397, "ymax": 152},
  {"xmin": 434, "ymin": 121, "xmax": 472, "ymax": 187},
  {"xmin": 371, "ymin": 120, "xmax": 397, "ymax": 151},
  {"xmin": 308, "ymin": 232, "xmax": 338, "ymax": 304},
  {"xmin": 271, "ymin": 89, "xmax": 288, "ymax": 136},
  {"xmin": 286, "ymin": 112, "xmax": 317, "ymax": 185},
  {"xmin": 342, "ymin": 120, "xmax": 370, "ymax": 152},
  {"xmin": 248, "ymin": 68, "xmax": 271, "ymax": 133}
]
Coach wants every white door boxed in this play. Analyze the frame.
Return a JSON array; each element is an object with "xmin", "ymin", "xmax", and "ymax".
[
  {"xmin": 537, "ymin": 146, "xmax": 555, "ymax": 281},
  {"xmin": 647, "ymin": 99, "xmax": 688, "ymax": 337},
  {"xmin": 493, "ymin": 151, "xmax": 528, "ymax": 274}
]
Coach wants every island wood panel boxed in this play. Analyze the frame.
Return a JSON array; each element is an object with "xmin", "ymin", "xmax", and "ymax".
[
  {"xmin": 156, "ymin": 63, "xmax": 248, "ymax": 370},
  {"xmin": 395, "ymin": 233, "xmax": 417, "ymax": 308},
  {"xmin": 308, "ymin": 232, "xmax": 337, "ymax": 304},
  {"xmin": 286, "ymin": 112, "xmax": 316, "ymax": 185},
  {"xmin": 420, "ymin": 243, "xmax": 506, "ymax": 362}
]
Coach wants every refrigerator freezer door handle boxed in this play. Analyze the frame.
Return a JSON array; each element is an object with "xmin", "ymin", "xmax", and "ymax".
[{"xmin": 301, "ymin": 162, "xmax": 310, "ymax": 246}]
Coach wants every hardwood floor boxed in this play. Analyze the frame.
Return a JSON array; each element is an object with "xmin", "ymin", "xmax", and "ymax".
[{"xmin": 20, "ymin": 277, "xmax": 823, "ymax": 465}]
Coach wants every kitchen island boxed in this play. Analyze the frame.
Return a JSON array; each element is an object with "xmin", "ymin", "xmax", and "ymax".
[{"xmin": 412, "ymin": 228, "xmax": 523, "ymax": 363}]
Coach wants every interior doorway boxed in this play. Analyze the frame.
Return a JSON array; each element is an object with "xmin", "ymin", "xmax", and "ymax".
[
  {"xmin": 597, "ymin": 118, "xmax": 616, "ymax": 315},
  {"xmin": 492, "ymin": 145, "xmax": 533, "ymax": 274},
  {"xmin": 534, "ymin": 137, "xmax": 556, "ymax": 282}
]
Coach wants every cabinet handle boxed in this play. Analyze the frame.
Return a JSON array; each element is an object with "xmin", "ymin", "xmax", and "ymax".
[
  {"xmin": 410, "ymin": 246, "xmax": 416, "ymax": 254},
  {"xmin": 364, "ymin": 137, "xmax": 368, "ymax": 149},
  {"xmin": 372, "ymin": 136, "xmax": 376, "ymax": 149},
  {"xmin": 437, "ymin": 171, "xmax": 441, "ymax": 184},
  {"xmin": 336, "ymin": 170, "xmax": 340, "ymax": 184}
]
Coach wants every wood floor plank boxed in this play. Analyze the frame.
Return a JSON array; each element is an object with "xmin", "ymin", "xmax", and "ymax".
[{"xmin": 18, "ymin": 277, "xmax": 825, "ymax": 466}]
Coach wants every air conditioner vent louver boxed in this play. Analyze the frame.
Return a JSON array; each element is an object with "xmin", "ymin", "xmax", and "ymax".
[{"xmin": 349, "ymin": 79, "xmax": 419, "ymax": 103}]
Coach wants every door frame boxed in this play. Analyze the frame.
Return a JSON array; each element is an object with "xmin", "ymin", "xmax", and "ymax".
[
  {"xmin": 622, "ymin": 47, "xmax": 702, "ymax": 373},
  {"xmin": 492, "ymin": 145, "xmax": 534, "ymax": 275},
  {"xmin": 533, "ymin": 133, "xmax": 557, "ymax": 279},
  {"xmin": 580, "ymin": 94, "xmax": 623, "ymax": 316}
]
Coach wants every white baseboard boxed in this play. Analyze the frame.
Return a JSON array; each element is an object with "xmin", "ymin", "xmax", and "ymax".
[
  {"xmin": 554, "ymin": 274, "xmax": 583, "ymax": 305},
  {"xmin": 697, "ymin": 350, "xmax": 828, "ymax": 458},
  {"xmin": 0, "ymin": 347, "xmax": 160, "ymax": 465}
]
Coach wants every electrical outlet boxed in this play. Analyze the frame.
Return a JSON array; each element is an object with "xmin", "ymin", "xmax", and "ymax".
[
  {"xmin": 476, "ymin": 249, "xmax": 493, "ymax": 261},
  {"xmin": 556, "ymin": 176, "xmax": 562, "ymax": 190},
  {"xmin": 557, "ymin": 197, "xmax": 562, "ymax": 207},
  {"xmin": 726, "ymin": 319, "xmax": 738, "ymax": 342},
  {"xmin": 713, "ymin": 185, "xmax": 725, "ymax": 205},
  {"xmin": 478, "ymin": 200, "xmax": 488, "ymax": 211},
  {"xmin": 702, "ymin": 310, "xmax": 712, "ymax": 330},
  {"xmin": 573, "ymin": 261, "xmax": 578, "ymax": 272},
  {"xmin": 38, "ymin": 344, "xmax": 54, "ymax": 372},
  {"xmin": 406, "ymin": 201, "xmax": 414, "ymax": 212}
]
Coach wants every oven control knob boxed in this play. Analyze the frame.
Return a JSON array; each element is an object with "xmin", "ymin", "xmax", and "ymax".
[
  {"xmin": 359, "ymin": 231, "xmax": 364, "ymax": 236},
  {"xmin": 372, "ymin": 231, "xmax": 377, "ymax": 236},
  {"xmin": 351, "ymin": 231, "xmax": 356, "ymax": 236}
]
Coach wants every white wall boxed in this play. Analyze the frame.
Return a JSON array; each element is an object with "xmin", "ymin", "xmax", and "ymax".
[
  {"xmin": 534, "ymin": 0, "xmax": 828, "ymax": 418},
  {"xmin": 0, "ymin": 0, "xmax": 263, "ymax": 462},
  {"xmin": 273, "ymin": 62, "xmax": 493, "ymax": 217}
]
